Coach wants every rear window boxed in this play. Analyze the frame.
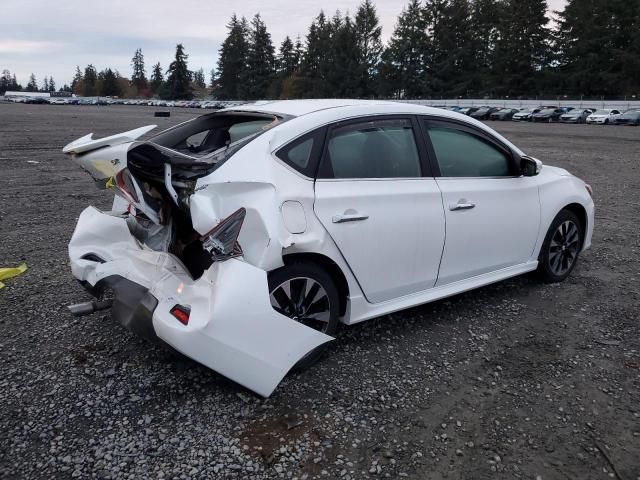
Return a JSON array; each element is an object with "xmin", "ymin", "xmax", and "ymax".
[{"xmin": 151, "ymin": 113, "xmax": 281, "ymax": 160}]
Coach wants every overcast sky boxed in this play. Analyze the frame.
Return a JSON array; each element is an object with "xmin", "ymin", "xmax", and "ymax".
[{"xmin": 1, "ymin": 0, "xmax": 567, "ymax": 87}]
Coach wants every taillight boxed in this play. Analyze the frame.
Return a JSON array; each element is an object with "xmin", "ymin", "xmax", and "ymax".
[
  {"xmin": 201, "ymin": 208, "xmax": 246, "ymax": 261},
  {"xmin": 170, "ymin": 305, "xmax": 190, "ymax": 325},
  {"xmin": 113, "ymin": 169, "xmax": 139, "ymax": 203}
]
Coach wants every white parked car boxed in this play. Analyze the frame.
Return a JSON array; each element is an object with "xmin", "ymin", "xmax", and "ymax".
[
  {"xmin": 63, "ymin": 100, "xmax": 594, "ymax": 396},
  {"xmin": 586, "ymin": 109, "xmax": 621, "ymax": 124}
]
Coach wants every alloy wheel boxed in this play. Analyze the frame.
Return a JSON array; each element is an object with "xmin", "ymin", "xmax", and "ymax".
[
  {"xmin": 548, "ymin": 220, "xmax": 580, "ymax": 276},
  {"xmin": 269, "ymin": 277, "xmax": 331, "ymax": 333}
]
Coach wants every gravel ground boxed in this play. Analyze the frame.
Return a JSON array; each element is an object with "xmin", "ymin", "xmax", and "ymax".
[{"xmin": 0, "ymin": 103, "xmax": 638, "ymax": 480}]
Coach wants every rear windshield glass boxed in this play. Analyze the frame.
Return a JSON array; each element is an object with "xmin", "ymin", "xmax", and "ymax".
[{"xmin": 150, "ymin": 112, "xmax": 281, "ymax": 163}]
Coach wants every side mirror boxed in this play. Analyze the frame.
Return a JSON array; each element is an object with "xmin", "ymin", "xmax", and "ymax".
[{"xmin": 521, "ymin": 156, "xmax": 543, "ymax": 176}]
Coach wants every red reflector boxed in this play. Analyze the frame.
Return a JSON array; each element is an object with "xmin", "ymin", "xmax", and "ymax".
[{"xmin": 170, "ymin": 305, "xmax": 190, "ymax": 325}]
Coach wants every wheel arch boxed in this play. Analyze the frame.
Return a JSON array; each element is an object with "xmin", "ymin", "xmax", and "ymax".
[
  {"xmin": 281, "ymin": 252, "xmax": 350, "ymax": 316},
  {"xmin": 561, "ymin": 202, "xmax": 588, "ymax": 248}
]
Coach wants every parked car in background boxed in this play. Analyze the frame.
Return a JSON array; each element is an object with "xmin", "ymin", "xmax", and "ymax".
[
  {"xmin": 25, "ymin": 97, "xmax": 48, "ymax": 104},
  {"xmin": 48, "ymin": 98, "xmax": 67, "ymax": 105},
  {"xmin": 613, "ymin": 110, "xmax": 640, "ymax": 126},
  {"xmin": 531, "ymin": 108, "xmax": 565, "ymax": 123},
  {"xmin": 458, "ymin": 106, "xmax": 480, "ymax": 116},
  {"xmin": 512, "ymin": 108, "xmax": 541, "ymax": 121},
  {"xmin": 489, "ymin": 108, "xmax": 519, "ymax": 121},
  {"xmin": 586, "ymin": 109, "xmax": 621, "ymax": 125},
  {"xmin": 560, "ymin": 109, "xmax": 592, "ymax": 124},
  {"xmin": 470, "ymin": 106, "xmax": 500, "ymax": 120}
]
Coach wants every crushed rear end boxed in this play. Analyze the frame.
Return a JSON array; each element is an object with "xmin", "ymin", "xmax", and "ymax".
[{"xmin": 63, "ymin": 111, "xmax": 333, "ymax": 396}]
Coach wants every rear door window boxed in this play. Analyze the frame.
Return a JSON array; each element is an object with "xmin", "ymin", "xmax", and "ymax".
[{"xmin": 318, "ymin": 118, "xmax": 422, "ymax": 179}]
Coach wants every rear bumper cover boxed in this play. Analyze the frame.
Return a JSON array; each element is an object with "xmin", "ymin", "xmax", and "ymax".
[{"xmin": 69, "ymin": 207, "xmax": 333, "ymax": 397}]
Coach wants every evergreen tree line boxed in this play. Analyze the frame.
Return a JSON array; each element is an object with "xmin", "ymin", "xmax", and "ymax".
[
  {"xmin": 214, "ymin": 0, "xmax": 640, "ymax": 100},
  {"xmin": 67, "ymin": 45, "xmax": 206, "ymax": 100},
  {"xmin": 0, "ymin": 70, "xmax": 72, "ymax": 95}
]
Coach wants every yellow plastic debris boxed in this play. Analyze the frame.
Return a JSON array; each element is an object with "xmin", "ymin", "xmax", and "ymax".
[{"xmin": 0, "ymin": 263, "xmax": 27, "ymax": 289}]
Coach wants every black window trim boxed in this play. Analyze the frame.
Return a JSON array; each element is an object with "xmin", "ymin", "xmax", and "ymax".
[
  {"xmin": 316, "ymin": 114, "xmax": 433, "ymax": 181},
  {"xmin": 418, "ymin": 116, "xmax": 522, "ymax": 179},
  {"xmin": 273, "ymin": 126, "xmax": 328, "ymax": 180}
]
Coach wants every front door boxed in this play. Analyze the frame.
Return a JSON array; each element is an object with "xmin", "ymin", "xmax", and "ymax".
[
  {"xmin": 313, "ymin": 116, "xmax": 446, "ymax": 304},
  {"xmin": 421, "ymin": 118, "xmax": 540, "ymax": 286}
]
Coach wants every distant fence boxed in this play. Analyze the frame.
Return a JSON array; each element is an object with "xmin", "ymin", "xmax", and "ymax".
[{"xmin": 398, "ymin": 98, "xmax": 640, "ymax": 111}]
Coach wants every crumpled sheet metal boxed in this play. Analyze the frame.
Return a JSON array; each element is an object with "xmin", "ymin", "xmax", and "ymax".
[{"xmin": 0, "ymin": 263, "xmax": 27, "ymax": 289}]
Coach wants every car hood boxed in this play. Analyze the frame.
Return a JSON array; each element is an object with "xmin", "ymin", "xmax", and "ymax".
[{"xmin": 544, "ymin": 165, "xmax": 573, "ymax": 177}]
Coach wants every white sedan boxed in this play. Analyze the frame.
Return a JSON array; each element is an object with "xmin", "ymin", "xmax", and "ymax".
[
  {"xmin": 586, "ymin": 109, "xmax": 621, "ymax": 124},
  {"xmin": 63, "ymin": 100, "xmax": 595, "ymax": 396}
]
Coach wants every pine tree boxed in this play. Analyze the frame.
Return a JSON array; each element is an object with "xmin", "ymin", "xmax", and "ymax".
[
  {"xmin": 83, "ymin": 65, "xmax": 98, "ymax": 96},
  {"xmin": 217, "ymin": 14, "xmax": 249, "ymax": 99},
  {"xmin": 494, "ymin": 0, "xmax": 550, "ymax": 97},
  {"xmin": 326, "ymin": 12, "xmax": 362, "ymax": 97},
  {"xmin": 48, "ymin": 76, "xmax": 56, "ymax": 92},
  {"xmin": 277, "ymin": 36, "xmax": 298, "ymax": 75},
  {"xmin": 131, "ymin": 48, "xmax": 148, "ymax": 94},
  {"xmin": 71, "ymin": 66, "xmax": 83, "ymax": 95},
  {"xmin": 43, "ymin": 76, "xmax": 50, "ymax": 92},
  {"xmin": 300, "ymin": 11, "xmax": 333, "ymax": 97},
  {"xmin": 378, "ymin": 0, "xmax": 429, "ymax": 98},
  {"xmin": 425, "ymin": 0, "xmax": 476, "ymax": 97},
  {"xmin": 150, "ymin": 62, "xmax": 163, "ymax": 93},
  {"xmin": 555, "ymin": 0, "xmax": 640, "ymax": 96},
  {"xmin": 193, "ymin": 68, "xmax": 206, "ymax": 88},
  {"xmin": 26, "ymin": 73, "xmax": 38, "ymax": 92},
  {"xmin": 100, "ymin": 68, "xmax": 121, "ymax": 96},
  {"xmin": 11, "ymin": 74, "xmax": 22, "ymax": 91},
  {"xmin": 355, "ymin": 0, "xmax": 383, "ymax": 97},
  {"xmin": 164, "ymin": 44, "xmax": 193, "ymax": 100},
  {"xmin": 0, "ymin": 70, "xmax": 11, "ymax": 94},
  {"xmin": 240, "ymin": 13, "xmax": 276, "ymax": 99},
  {"xmin": 468, "ymin": 0, "xmax": 500, "ymax": 96}
]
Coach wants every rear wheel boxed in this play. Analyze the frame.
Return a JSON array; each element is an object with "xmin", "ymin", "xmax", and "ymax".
[
  {"xmin": 537, "ymin": 210, "xmax": 583, "ymax": 283},
  {"xmin": 268, "ymin": 261, "xmax": 340, "ymax": 370}
]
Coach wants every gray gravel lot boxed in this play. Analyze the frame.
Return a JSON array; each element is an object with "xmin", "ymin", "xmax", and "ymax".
[{"xmin": 0, "ymin": 103, "xmax": 639, "ymax": 480}]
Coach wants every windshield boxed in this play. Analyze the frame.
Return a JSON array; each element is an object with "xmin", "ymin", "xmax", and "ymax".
[
  {"xmin": 593, "ymin": 110, "xmax": 610, "ymax": 115},
  {"xmin": 539, "ymin": 109, "xmax": 555, "ymax": 114}
]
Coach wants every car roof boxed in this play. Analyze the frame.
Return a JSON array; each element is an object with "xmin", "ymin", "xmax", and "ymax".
[
  {"xmin": 229, "ymin": 100, "xmax": 524, "ymax": 157},
  {"xmin": 224, "ymin": 99, "xmax": 446, "ymax": 117}
]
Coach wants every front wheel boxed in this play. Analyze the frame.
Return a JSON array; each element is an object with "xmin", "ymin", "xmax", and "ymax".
[
  {"xmin": 268, "ymin": 261, "xmax": 340, "ymax": 370},
  {"xmin": 537, "ymin": 210, "xmax": 583, "ymax": 283}
]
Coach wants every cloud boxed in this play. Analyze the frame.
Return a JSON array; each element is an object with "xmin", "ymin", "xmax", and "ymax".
[{"xmin": 0, "ymin": 39, "xmax": 64, "ymax": 54}]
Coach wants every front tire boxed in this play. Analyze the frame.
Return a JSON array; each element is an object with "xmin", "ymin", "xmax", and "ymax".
[
  {"xmin": 537, "ymin": 210, "xmax": 583, "ymax": 283},
  {"xmin": 268, "ymin": 261, "xmax": 340, "ymax": 370}
]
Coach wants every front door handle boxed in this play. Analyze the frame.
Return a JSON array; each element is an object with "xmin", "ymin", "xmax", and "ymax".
[
  {"xmin": 450, "ymin": 202, "xmax": 475, "ymax": 211},
  {"xmin": 332, "ymin": 213, "xmax": 369, "ymax": 223}
]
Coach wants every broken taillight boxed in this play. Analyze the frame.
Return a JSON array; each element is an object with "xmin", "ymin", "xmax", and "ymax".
[
  {"xmin": 113, "ymin": 168, "xmax": 139, "ymax": 203},
  {"xmin": 201, "ymin": 208, "xmax": 245, "ymax": 261},
  {"xmin": 170, "ymin": 305, "xmax": 190, "ymax": 325}
]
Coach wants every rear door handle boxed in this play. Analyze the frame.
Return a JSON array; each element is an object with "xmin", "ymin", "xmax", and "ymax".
[
  {"xmin": 450, "ymin": 202, "xmax": 475, "ymax": 211},
  {"xmin": 332, "ymin": 213, "xmax": 369, "ymax": 223}
]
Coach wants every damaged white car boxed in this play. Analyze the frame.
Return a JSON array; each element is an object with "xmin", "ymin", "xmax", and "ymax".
[{"xmin": 64, "ymin": 100, "xmax": 594, "ymax": 396}]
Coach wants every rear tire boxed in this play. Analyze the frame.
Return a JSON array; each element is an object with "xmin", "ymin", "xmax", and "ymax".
[
  {"xmin": 268, "ymin": 261, "xmax": 340, "ymax": 370},
  {"xmin": 537, "ymin": 210, "xmax": 583, "ymax": 283}
]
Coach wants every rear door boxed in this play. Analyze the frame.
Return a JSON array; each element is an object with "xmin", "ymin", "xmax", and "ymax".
[
  {"xmin": 420, "ymin": 117, "xmax": 540, "ymax": 286},
  {"xmin": 313, "ymin": 116, "xmax": 446, "ymax": 304}
]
